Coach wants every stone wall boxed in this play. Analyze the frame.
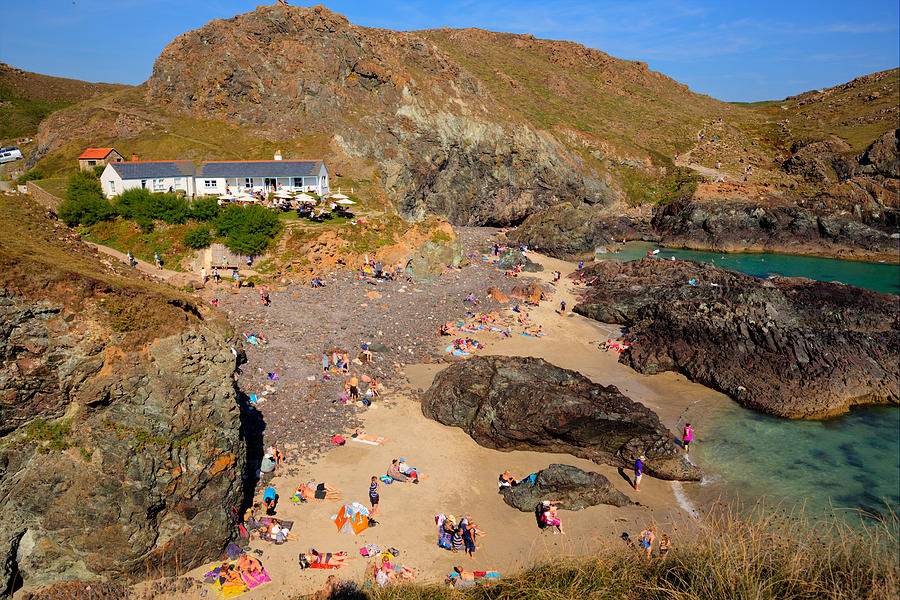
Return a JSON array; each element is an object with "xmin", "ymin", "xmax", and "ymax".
[{"xmin": 25, "ymin": 181, "xmax": 62, "ymax": 211}]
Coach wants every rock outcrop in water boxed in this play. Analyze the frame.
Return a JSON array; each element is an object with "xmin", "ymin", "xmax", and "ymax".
[
  {"xmin": 0, "ymin": 198, "xmax": 247, "ymax": 595},
  {"xmin": 573, "ymin": 258, "xmax": 900, "ymax": 418},
  {"xmin": 421, "ymin": 356, "xmax": 700, "ymax": 481},
  {"xmin": 500, "ymin": 464, "xmax": 632, "ymax": 511}
]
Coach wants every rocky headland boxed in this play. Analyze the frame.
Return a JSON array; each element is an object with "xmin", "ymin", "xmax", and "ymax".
[
  {"xmin": 0, "ymin": 198, "xmax": 247, "ymax": 596},
  {"xmin": 573, "ymin": 258, "xmax": 900, "ymax": 418},
  {"xmin": 421, "ymin": 355, "xmax": 700, "ymax": 481}
]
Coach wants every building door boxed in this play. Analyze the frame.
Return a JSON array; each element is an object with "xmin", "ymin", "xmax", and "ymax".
[{"xmin": 264, "ymin": 178, "xmax": 276, "ymax": 190}]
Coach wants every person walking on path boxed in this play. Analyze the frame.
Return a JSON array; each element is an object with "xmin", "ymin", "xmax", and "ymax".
[
  {"xmin": 368, "ymin": 476, "xmax": 380, "ymax": 516},
  {"xmin": 154, "ymin": 252, "xmax": 162, "ymax": 270},
  {"xmin": 634, "ymin": 455, "xmax": 645, "ymax": 492},
  {"xmin": 559, "ymin": 300, "xmax": 566, "ymax": 314},
  {"xmin": 683, "ymin": 423, "xmax": 693, "ymax": 454},
  {"xmin": 639, "ymin": 526, "xmax": 656, "ymax": 559}
]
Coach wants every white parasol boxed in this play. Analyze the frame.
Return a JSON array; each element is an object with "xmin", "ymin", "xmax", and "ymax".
[
  {"xmin": 335, "ymin": 198, "xmax": 356, "ymax": 205},
  {"xmin": 296, "ymin": 193, "xmax": 317, "ymax": 203},
  {"xmin": 218, "ymin": 194, "xmax": 235, "ymax": 201},
  {"xmin": 234, "ymin": 192, "xmax": 256, "ymax": 202},
  {"xmin": 273, "ymin": 190, "xmax": 294, "ymax": 199},
  {"xmin": 330, "ymin": 193, "xmax": 349, "ymax": 199}
]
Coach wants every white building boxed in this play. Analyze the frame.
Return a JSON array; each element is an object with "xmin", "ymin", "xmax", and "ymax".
[
  {"xmin": 197, "ymin": 158, "xmax": 329, "ymax": 196},
  {"xmin": 98, "ymin": 155, "xmax": 329, "ymax": 199},
  {"xmin": 100, "ymin": 161, "xmax": 197, "ymax": 198}
]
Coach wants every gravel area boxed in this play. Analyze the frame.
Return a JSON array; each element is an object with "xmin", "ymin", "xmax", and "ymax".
[{"xmin": 211, "ymin": 227, "xmax": 536, "ymax": 462}]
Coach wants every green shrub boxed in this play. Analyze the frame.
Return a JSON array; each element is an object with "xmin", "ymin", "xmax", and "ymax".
[
  {"xmin": 58, "ymin": 171, "xmax": 114, "ymax": 227},
  {"xmin": 216, "ymin": 204, "xmax": 281, "ymax": 255},
  {"xmin": 16, "ymin": 169, "xmax": 44, "ymax": 184},
  {"xmin": 190, "ymin": 197, "xmax": 220, "ymax": 222},
  {"xmin": 92, "ymin": 165, "xmax": 106, "ymax": 178},
  {"xmin": 113, "ymin": 188, "xmax": 190, "ymax": 225},
  {"xmin": 183, "ymin": 226, "xmax": 212, "ymax": 249},
  {"xmin": 24, "ymin": 418, "xmax": 72, "ymax": 453}
]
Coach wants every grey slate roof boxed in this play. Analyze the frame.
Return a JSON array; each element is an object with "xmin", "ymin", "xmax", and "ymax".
[
  {"xmin": 109, "ymin": 161, "xmax": 196, "ymax": 179},
  {"xmin": 198, "ymin": 160, "xmax": 324, "ymax": 178}
]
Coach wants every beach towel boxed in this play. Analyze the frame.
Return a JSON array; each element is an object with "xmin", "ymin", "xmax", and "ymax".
[
  {"xmin": 203, "ymin": 560, "xmax": 272, "ymax": 599},
  {"xmin": 451, "ymin": 350, "xmax": 470, "ymax": 357},
  {"xmin": 352, "ymin": 438, "xmax": 382, "ymax": 446},
  {"xmin": 519, "ymin": 332, "xmax": 545, "ymax": 338}
]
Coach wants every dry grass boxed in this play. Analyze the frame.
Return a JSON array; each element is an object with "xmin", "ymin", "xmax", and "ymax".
[{"xmin": 366, "ymin": 502, "xmax": 898, "ymax": 600}]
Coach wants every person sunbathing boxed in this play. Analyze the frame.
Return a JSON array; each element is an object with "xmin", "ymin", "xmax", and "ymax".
[
  {"xmin": 300, "ymin": 550, "xmax": 348, "ymax": 568},
  {"xmin": 352, "ymin": 429, "xmax": 387, "ymax": 444},
  {"xmin": 235, "ymin": 554, "xmax": 263, "ymax": 578},
  {"xmin": 539, "ymin": 501, "xmax": 565, "ymax": 534},
  {"xmin": 295, "ymin": 482, "xmax": 341, "ymax": 500},
  {"xmin": 219, "ymin": 563, "xmax": 244, "ymax": 586},
  {"xmin": 381, "ymin": 556, "xmax": 415, "ymax": 581},
  {"xmin": 439, "ymin": 321, "xmax": 452, "ymax": 336}
]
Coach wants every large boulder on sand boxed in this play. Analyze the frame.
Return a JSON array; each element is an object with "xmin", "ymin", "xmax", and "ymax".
[
  {"xmin": 501, "ymin": 464, "xmax": 632, "ymax": 511},
  {"xmin": 422, "ymin": 356, "xmax": 700, "ymax": 481},
  {"xmin": 509, "ymin": 281, "xmax": 544, "ymax": 303},
  {"xmin": 486, "ymin": 286, "xmax": 509, "ymax": 303}
]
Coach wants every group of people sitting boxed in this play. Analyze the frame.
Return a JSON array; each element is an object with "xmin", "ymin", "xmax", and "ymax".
[
  {"xmin": 436, "ymin": 514, "xmax": 486, "ymax": 557},
  {"xmin": 215, "ymin": 554, "xmax": 264, "ymax": 587},
  {"xmin": 387, "ymin": 458, "xmax": 422, "ymax": 483},
  {"xmin": 299, "ymin": 550, "xmax": 349, "ymax": 569},
  {"xmin": 310, "ymin": 277, "xmax": 326, "ymax": 288},
  {"xmin": 260, "ymin": 445, "xmax": 284, "ymax": 476},
  {"xmin": 601, "ymin": 339, "xmax": 631, "ymax": 353},
  {"xmin": 373, "ymin": 555, "xmax": 416, "ymax": 586},
  {"xmin": 358, "ymin": 259, "xmax": 404, "ymax": 281},
  {"xmin": 451, "ymin": 338, "xmax": 484, "ymax": 353}
]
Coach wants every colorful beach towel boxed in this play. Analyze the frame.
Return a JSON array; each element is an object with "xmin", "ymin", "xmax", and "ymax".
[{"xmin": 203, "ymin": 559, "xmax": 272, "ymax": 599}]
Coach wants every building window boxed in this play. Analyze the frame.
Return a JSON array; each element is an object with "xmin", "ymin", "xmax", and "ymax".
[
  {"xmin": 244, "ymin": 178, "xmax": 252, "ymax": 188},
  {"xmin": 204, "ymin": 180, "xmax": 217, "ymax": 189},
  {"xmin": 110, "ymin": 181, "xmax": 116, "ymax": 194},
  {"xmin": 293, "ymin": 177, "xmax": 303, "ymax": 188},
  {"xmin": 153, "ymin": 179, "xmax": 167, "ymax": 192},
  {"xmin": 87, "ymin": 160, "xmax": 96, "ymax": 166},
  {"xmin": 174, "ymin": 178, "xmax": 184, "ymax": 190},
  {"xmin": 141, "ymin": 179, "xmax": 147, "ymax": 189}
]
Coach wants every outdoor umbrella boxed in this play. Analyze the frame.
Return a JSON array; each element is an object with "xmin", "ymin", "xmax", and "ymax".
[
  {"xmin": 330, "ymin": 193, "xmax": 349, "ymax": 199},
  {"xmin": 335, "ymin": 199, "xmax": 356, "ymax": 205}
]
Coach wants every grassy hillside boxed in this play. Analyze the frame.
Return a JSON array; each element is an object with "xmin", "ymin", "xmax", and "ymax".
[{"xmin": 0, "ymin": 62, "xmax": 128, "ymax": 140}]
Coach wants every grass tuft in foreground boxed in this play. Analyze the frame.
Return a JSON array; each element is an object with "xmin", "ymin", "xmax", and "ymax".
[{"xmin": 362, "ymin": 502, "xmax": 898, "ymax": 600}]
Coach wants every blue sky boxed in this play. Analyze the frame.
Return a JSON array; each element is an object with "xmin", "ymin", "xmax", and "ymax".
[{"xmin": 1, "ymin": 1, "xmax": 897, "ymax": 101}]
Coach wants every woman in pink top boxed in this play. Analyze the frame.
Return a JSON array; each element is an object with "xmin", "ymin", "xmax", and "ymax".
[{"xmin": 683, "ymin": 423, "xmax": 693, "ymax": 454}]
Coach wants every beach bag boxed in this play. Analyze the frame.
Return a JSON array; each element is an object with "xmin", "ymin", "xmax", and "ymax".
[
  {"xmin": 226, "ymin": 542, "xmax": 244, "ymax": 560},
  {"xmin": 379, "ymin": 475, "xmax": 393, "ymax": 484},
  {"xmin": 331, "ymin": 435, "xmax": 346, "ymax": 445}
]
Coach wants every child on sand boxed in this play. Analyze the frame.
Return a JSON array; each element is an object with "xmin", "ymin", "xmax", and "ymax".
[
  {"xmin": 639, "ymin": 526, "xmax": 656, "ymax": 559},
  {"xmin": 369, "ymin": 476, "xmax": 380, "ymax": 516}
]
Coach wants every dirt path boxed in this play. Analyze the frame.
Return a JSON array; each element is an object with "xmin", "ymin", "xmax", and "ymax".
[
  {"xmin": 86, "ymin": 241, "xmax": 196, "ymax": 287},
  {"xmin": 675, "ymin": 128, "xmax": 736, "ymax": 182}
]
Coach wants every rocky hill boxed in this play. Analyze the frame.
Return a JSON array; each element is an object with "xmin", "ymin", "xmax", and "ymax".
[
  {"xmin": 16, "ymin": 5, "xmax": 900, "ymax": 259},
  {"xmin": 0, "ymin": 195, "xmax": 247, "ymax": 595},
  {"xmin": 0, "ymin": 62, "xmax": 128, "ymax": 140}
]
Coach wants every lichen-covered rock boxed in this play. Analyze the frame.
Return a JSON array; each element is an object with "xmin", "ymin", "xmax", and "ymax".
[
  {"xmin": 0, "ymin": 290, "xmax": 245, "ymax": 593},
  {"xmin": 0, "ymin": 198, "xmax": 247, "ymax": 596},
  {"xmin": 421, "ymin": 356, "xmax": 700, "ymax": 481},
  {"xmin": 573, "ymin": 258, "xmax": 900, "ymax": 418},
  {"xmin": 500, "ymin": 464, "xmax": 632, "ymax": 511}
]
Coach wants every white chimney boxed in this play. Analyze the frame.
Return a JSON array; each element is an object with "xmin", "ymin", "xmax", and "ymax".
[{"xmin": 274, "ymin": 150, "xmax": 282, "ymax": 161}]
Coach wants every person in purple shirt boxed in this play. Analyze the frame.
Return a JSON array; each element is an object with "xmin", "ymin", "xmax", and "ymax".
[{"xmin": 634, "ymin": 455, "xmax": 645, "ymax": 492}]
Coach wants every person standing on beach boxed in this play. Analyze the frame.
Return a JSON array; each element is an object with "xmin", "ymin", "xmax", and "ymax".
[
  {"xmin": 322, "ymin": 352, "xmax": 329, "ymax": 374},
  {"xmin": 634, "ymin": 455, "xmax": 645, "ymax": 491},
  {"xmin": 683, "ymin": 423, "xmax": 693, "ymax": 454},
  {"xmin": 369, "ymin": 476, "xmax": 380, "ymax": 516},
  {"xmin": 639, "ymin": 526, "xmax": 656, "ymax": 559},
  {"xmin": 349, "ymin": 373, "xmax": 359, "ymax": 401},
  {"xmin": 559, "ymin": 300, "xmax": 566, "ymax": 314}
]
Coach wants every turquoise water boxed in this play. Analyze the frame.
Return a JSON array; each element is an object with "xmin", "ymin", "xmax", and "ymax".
[
  {"xmin": 602, "ymin": 242, "xmax": 899, "ymax": 519},
  {"xmin": 610, "ymin": 241, "xmax": 899, "ymax": 295},
  {"xmin": 686, "ymin": 399, "xmax": 900, "ymax": 521}
]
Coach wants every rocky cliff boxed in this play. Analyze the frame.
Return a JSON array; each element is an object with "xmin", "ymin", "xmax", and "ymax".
[
  {"xmin": 573, "ymin": 259, "xmax": 900, "ymax": 418},
  {"xmin": 422, "ymin": 356, "xmax": 700, "ymax": 481},
  {"xmin": 0, "ymin": 196, "xmax": 247, "ymax": 596}
]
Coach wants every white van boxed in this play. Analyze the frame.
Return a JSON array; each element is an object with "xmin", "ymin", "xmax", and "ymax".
[{"xmin": 0, "ymin": 147, "xmax": 24, "ymax": 164}]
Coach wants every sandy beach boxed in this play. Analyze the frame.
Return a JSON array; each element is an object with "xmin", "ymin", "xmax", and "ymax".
[{"xmin": 145, "ymin": 236, "xmax": 730, "ymax": 600}]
